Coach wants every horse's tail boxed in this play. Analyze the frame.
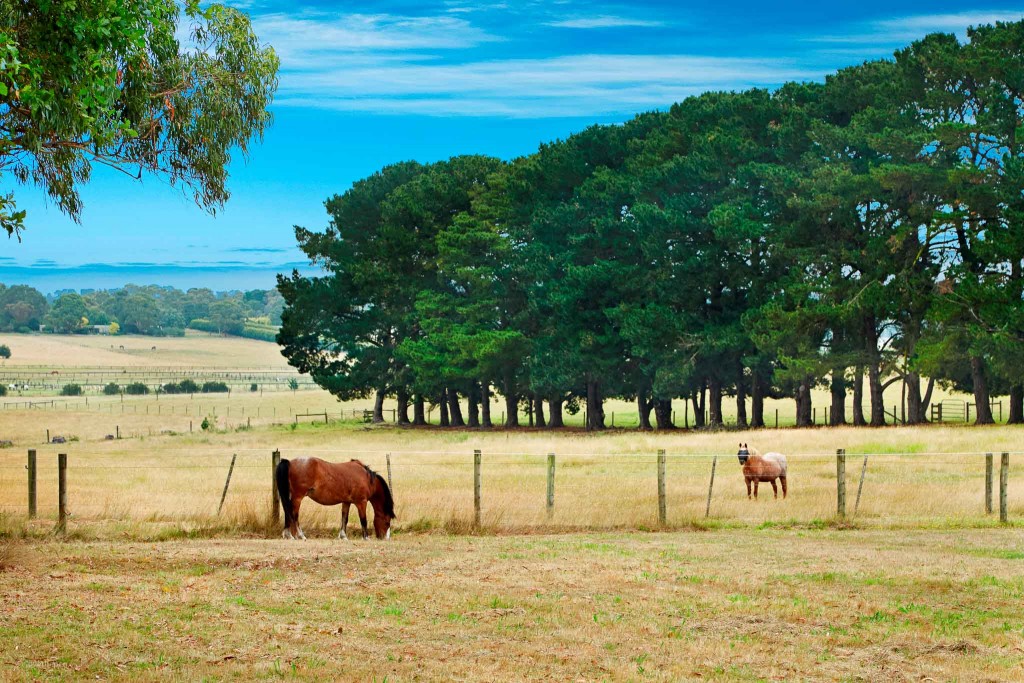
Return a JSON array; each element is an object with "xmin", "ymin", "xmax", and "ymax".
[{"xmin": 275, "ymin": 458, "xmax": 292, "ymax": 528}]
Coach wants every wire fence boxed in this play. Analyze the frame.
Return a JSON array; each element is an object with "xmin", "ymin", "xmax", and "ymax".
[{"xmin": 0, "ymin": 447, "xmax": 1018, "ymax": 533}]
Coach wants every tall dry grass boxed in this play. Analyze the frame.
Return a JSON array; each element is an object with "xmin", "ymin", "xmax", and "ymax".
[{"xmin": 1, "ymin": 423, "xmax": 1020, "ymax": 539}]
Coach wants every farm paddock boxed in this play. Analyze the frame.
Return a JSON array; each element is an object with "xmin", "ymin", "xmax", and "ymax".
[{"xmin": 2, "ymin": 529, "xmax": 1023, "ymax": 681}]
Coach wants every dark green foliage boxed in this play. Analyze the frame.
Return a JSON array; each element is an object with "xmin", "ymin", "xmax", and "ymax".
[
  {"xmin": 0, "ymin": 344, "xmax": 9, "ymax": 359},
  {"xmin": 162, "ymin": 379, "xmax": 200, "ymax": 394},
  {"xmin": 279, "ymin": 19, "xmax": 1024, "ymax": 428},
  {"xmin": 60, "ymin": 384, "xmax": 83, "ymax": 396},
  {"xmin": 200, "ymin": 381, "xmax": 229, "ymax": 393},
  {"xmin": 124, "ymin": 382, "xmax": 149, "ymax": 395},
  {"xmin": 102, "ymin": 382, "xmax": 120, "ymax": 395}
]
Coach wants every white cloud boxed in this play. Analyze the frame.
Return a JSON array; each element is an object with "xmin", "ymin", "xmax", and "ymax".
[
  {"xmin": 812, "ymin": 10, "xmax": 1024, "ymax": 45},
  {"xmin": 545, "ymin": 15, "xmax": 665, "ymax": 29},
  {"xmin": 252, "ymin": 12, "xmax": 500, "ymax": 69},
  {"xmin": 273, "ymin": 53, "xmax": 816, "ymax": 117}
]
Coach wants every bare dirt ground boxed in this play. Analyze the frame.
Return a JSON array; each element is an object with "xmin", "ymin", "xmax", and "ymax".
[{"xmin": 2, "ymin": 529, "xmax": 1023, "ymax": 682}]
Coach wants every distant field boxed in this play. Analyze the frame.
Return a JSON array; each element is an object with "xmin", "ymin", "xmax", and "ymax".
[
  {"xmin": 0, "ymin": 331, "xmax": 290, "ymax": 368},
  {"xmin": 2, "ymin": 530, "xmax": 1023, "ymax": 681}
]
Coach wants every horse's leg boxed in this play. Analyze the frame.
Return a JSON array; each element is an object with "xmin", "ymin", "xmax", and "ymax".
[
  {"xmin": 771, "ymin": 479, "xmax": 778, "ymax": 499},
  {"xmin": 781, "ymin": 476, "xmax": 787, "ymax": 499},
  {"xmin": 745, "ymin": 477, "xmax": 751, "ymax": 499},
  {"xmin": 289, "ymin": 495, "xmax": 305, "ymax": 540},
  {"xmin": 339, "ymin": 503, "xmax": 351, "ymax": 540},
  {"xmin": 356, "ymin": 501, "xmax": 369, "ymax": 540},
  {"xmin": 753, "ymin": 479, "xmax": 759, "ymax": 499}
]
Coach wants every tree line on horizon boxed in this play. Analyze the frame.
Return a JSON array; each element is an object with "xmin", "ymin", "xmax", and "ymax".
[
  {"xmin": 278, "ymin": 21, "xmax": 1024, "ymax": 429},
  {"xmin": 0, "ymin": 283, "xmax": 284, "ymax": 340}
]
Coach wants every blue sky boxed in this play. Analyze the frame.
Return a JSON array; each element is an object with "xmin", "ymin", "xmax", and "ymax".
[{"xmin": 4, "ymin": 0, "xmax": 1024, "ymax": 292}]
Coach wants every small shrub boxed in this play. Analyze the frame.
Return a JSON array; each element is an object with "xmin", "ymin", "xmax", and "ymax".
[
  {"xmin": 0, "ymin": 344, "xmax": 10, "ymax": 359},
  {"xmin": 102, "ymin": 382, "xmax": 120, "ymax": 396},
  {"xmin": 201, "ymin": 381, "xmax": 229, "ymax": 393},
  {"xmin": 178, "ymin": 379, "xmax": 200, "ymax": 394},
  {"xmin": 0, "ymin": 385, "xmax": 6, "ymax": 397},
  {"xmin": 124, "ymin": 382, "xmax": 149, "ymax": 395},
  {"xmin": 288, "ymin": 378, "xmax": 299, "ymax": 392},
  {"xmin": 161, "ymin": 382, "xmax": 181, "ymax": 394},
  {"xmin": 201, "ymin": 416, "xmax": 212, "ymax": 431},
  {"xmin": 60, "ymin": 383, "xmax": 83, "ymax": 396},
  {"xmin": 250, "ymin": 383, "xmax": 258, "ymax": 392}
]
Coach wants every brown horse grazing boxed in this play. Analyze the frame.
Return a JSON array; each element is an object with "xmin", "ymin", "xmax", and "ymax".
[
  {"xmin": 737, "ymin": 443, "xmax": 788, "ymax": 499},
  {"xmin": 275, "ymin": 457, "xmax": 395, "ymax": 540}
]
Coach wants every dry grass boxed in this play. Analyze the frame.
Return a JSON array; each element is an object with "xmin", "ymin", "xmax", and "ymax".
[
  {"xmin": 1, "ymin": 529, "xmax": 1022, "ymax": 681},
  {"xmin": 0, "ymin": 421, "xmax": 1021, "ymax": 537},
  {"xmin": 0, "ymin": 331, "xmax": 288, "ymax": 367}
]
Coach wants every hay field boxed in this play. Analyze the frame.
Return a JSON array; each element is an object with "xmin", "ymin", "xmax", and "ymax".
[
  {"xmin": 0, "ymin": 331, "xmax": 289, "ymax": 368},
  {"xmin": 2, "ymin": 529, "xmax": 1023, "ymax": 681},
  {"xmin": 1, "ymin": 422, "xmax": 1021, "ymax": 536}
]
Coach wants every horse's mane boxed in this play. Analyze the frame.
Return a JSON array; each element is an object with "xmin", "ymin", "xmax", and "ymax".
[
  {"xmin": 748, "ymin": 446, "xmax": 762, "ymax": 458},
  {"xmin": 357, "ymin": 461, "xmax": 396, "ymax": 518}
]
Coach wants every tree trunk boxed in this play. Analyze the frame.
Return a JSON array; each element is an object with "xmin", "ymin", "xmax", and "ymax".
[
  {"xmin": 413, "ymin": 394, "xmax": 426, "ymax": 426},
  {"xmin": 504, "ymin": 384, "xmax": 519, "ymax": 427},
  {"xmin": 921, "ymin": 377, "xmax": 935, "ymax": 421},
  {"xmin": 905, "ymin": 371, "xmax": 924, "ymax": 425},
  {"xmin": 548, "ymin": 395, "xmax": 564, "ymax": 428},
  {"xmin": 829, "ymin": 367, "xmax": 846, "ymax": 426},
  {"xmin": 586, "ymin": 379, "xmax": 604, "ymax": 431},
  {"xmin": 535, "ymin": 394, "xmax": 546, "ymax": 428},
  {"xmin": 691, "ymin": 384, "xmax": 706, "ymax": 428},
  {"xmin": 637, "ymin": 393, "xmax": 653, "ymax": 430},
  {"xmin": 654, "ymin": 399, "xmax": 674, "ymax": 430},
  {"xmin": 795, "ymin": 379, "xmax": 812, "ymax": 427},
  {"xmin": 852, "ymin": 365, "xmax": 866, "ymax": 426},
  {"xmin": 448, "ymin": 389, "xmax": 465, "ymax": 427},
  {"xmin": 750, "ymin": 372, "xmax": 765, "ymax": 428},
  {"xmin": 970, "ymin": 356, "xmax": 994, "ymax": 424},
  {"xmin": 708, "ymin": 377, "xmax": 723, "ymax": 427},
  {"xmin": 439, "ymin": 388, "xmax": 450, "ymax": 427},
  {"xmin": 481, "ymin": 383, "xmax": 492, "ymax": 428},
  {"xmin": 868, "ymin": 362, "xmax": 885, "ymax": 427},
  {"xmin": 396, "ymin": 388, "xmax": 410, "ymax": 425},
  {"xmin": 373, "ymin": 389, "xmax": 385, "ymax": 424},
  {"xmin": 735, "ymin": 364, "xmax": 748, "ymax": 429},
  {"xmin": 467, "ymin": 383, "xmax": 480, "ymax": 428},
  {"xmin": 1008, "ymin": 384, "xmax": 1024, "ymax": 425}
]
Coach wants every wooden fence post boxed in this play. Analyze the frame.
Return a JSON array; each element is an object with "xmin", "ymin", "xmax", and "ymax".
[
  {"xmin": 836, "ymin": 449, "xmax": 846, "ymax": 519},
  {"xmin": 271, "ymin": 449, "xmax": 281, "ymax": 526},
  {"xmin": 854, "ymin": 454, "xmax": 868, "ymax": 516},
  {"xmin": 657, "ymin": 449, "xmax": 667, "ymax": 526},
  {"xmin": 386, "ymin": 453, "xmax": 393, "ymax": 491},
  {"xmin": 218, "ymin": 454, "xmax": 237, "ymax": 515},
  {"xmin": 546, "ymin": 452, "xmax": 555, "ymax": 518},
  {"xmin": 985, "ymin": 453, "xmax": 993, "ymax": 514},
  {"xmin": 474, "ymin": 449, "xmax": 482, "ymax": 528},
  {"xmin": 1000, "ymin": 452, "xmax": 1009, "ymax": 524},
  {"xmin": 705, "ymin": 456, "xmax": 717, "ymax": 518},
  {"xmin": 57, "ymin": 453, "xmax": 67, "ymax": 535},
  {"xmin": 27, "ymin": 449, "xmax": 36, "ymax": 519}
]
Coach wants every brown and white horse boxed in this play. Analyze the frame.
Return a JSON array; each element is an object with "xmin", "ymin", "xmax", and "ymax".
[
  {"xmin": 737, "ymin": 443, "xmax": 788, "ymax": 499},
  {"xmin": 275, "ymin": 457, "xmax": 395, "ymax": 540}
]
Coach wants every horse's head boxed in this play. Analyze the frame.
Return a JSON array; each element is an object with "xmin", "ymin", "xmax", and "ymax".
[
  {"xmin": 369, "ymin": 472, "xmax": 396, "ymax": 540},
  {"xmin": 737, "ymin": 442, "xmax": 750, "ymax": 465}
]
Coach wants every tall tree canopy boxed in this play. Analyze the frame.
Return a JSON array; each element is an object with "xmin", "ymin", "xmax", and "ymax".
[
  {"xmin": 0, "ymin": 0, "xmax": 279, "ymax": 238},
  {"xmin": 281, "ymin": 19, "xmax": 1024, "ymax": 428}
]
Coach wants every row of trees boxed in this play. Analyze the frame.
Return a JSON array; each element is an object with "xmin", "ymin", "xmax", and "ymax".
[
  {"xmin": 279, "ymin": 22, "xmax": 1024, "ymax": 428},
  {"xmin": 0, "ymin": 283, "xmax": 284, "ymax": 336}
]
